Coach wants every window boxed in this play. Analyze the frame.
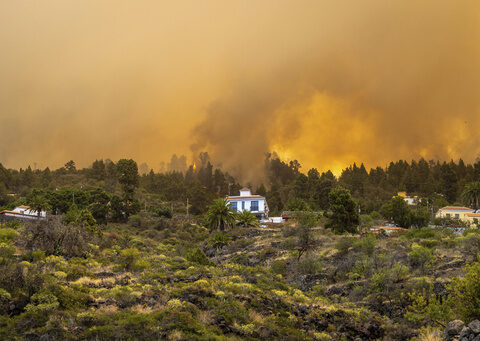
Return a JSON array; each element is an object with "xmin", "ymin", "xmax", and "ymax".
[
  {"xmin": 251, "ymin": 201, "xmax": 259, "ymax": 211},
  {"xmin": 455, "ymin": 214, "xmax": 460, "ymax": 219},
  {"xmin": 446, "ymin": 213, "xmax": 451, "ymax": 218},
  {"xmin": 242, "ymin": 201, "xmax": 245, "ymax": 210},
  {"xmin": 231, "ymin": 202, "xmax": 237, "ymax": 211},
  {"xmin": 474, "ymin": 218, "xmax": 478, "ymax": 224}
]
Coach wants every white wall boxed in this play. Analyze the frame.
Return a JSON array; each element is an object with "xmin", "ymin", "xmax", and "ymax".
[
  {"xmin": 12, "ymin": 207, "xmax": 46, "ymax": 217},
  {"xmin": 228, "ymin": 198, "xmax": 265, "ymax": 213}
]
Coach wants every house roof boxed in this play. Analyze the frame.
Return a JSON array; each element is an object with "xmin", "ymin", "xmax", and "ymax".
[
  {"xmin": 438, "ymin": 206, "xmax": 474, "ymax": 211},
  {"xmin": 467, "ymin": 213, "xmax": 480, "ymax": 217},
  {"xmin": 17, "ymin": 205, "xmax": 30, "ymax": 209},
  {"xmin": 240, "ymin": 187, "xmax": 250, "ymax": 191},
  {"xmin": 226, "ymin": 195, "xmax": 265, "ymax": 200},
  {"xmin": 0, "ymin": 210, "xmax": 25, "ymax": 215}
]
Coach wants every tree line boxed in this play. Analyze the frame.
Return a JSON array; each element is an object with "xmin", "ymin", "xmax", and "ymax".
[{"xmin": 2, "ymin": 154, "xmax": 480, "ymax": 221}]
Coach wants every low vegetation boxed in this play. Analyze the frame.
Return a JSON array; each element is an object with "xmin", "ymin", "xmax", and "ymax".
[{"xmin": 1, "ymin": 156, "xmax": 480, "ymax": 339}]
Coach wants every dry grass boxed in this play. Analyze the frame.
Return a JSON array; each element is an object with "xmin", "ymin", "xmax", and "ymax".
[
  {"xmin": 197, "ymin": 310, "xmax": 213, "ymax": 324},
  {"xmin": 248, "ymin": 310, "xmax": 265, "ymax": 324},
  {"xmin": 96, "ymin": 305, "xmax": 119, "ymax": 314},
  {"xmin": 72, "ymin": 276, "xmax": 116, "ymax": 287},
  {"xmin": 167, "ymin": 330, "xmax": 183, "ymax": 341},
  {"xmin": 130, "ymin": 304, "xmax": 156, "ymax": 314},
  {"xmin": 417, "ymin": 328, "xmax": 442, "ymax": 341}
]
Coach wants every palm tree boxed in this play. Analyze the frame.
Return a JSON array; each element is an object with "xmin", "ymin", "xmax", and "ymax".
[
  {"xmin": 236, "ymin": 210, "xmax": 259, "ymax": 227},
  {"xmin": 462, "ymin": 181, "xmax": 480, "ymax": 209},
  {"xmin": 204, "ymin": 198, "xmax": 237, "ymax": 231},
  {"xmin": 27, "ymin": 192, "xmax": 51, "ymax": 218}
]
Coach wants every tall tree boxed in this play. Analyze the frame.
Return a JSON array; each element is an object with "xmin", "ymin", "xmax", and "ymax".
[
  {"xmin": 116, "ymin": 159, "xmax": 139, "ymax": 199},
  {"xmin": 116, "ymin": 159, "xmax": 140, "ymax": 220},
  {"xmin": 462, "ymin": 181, "xmax": 480, "ymax": 209},
  {"xmin": 439, "ymin": 162, "xmax": 458, "ymax": 203},
  {"xmin": 90, "ymin": 159, "xmax": 106, "ymax": 181},
  {"xmin": 64, "ymin": 160, "xmax": 76, "ymax": 173},
  {"xmin": 326, "ymin": 188, "xmax": 359, "ymax": 234},
  {"xmin": 381, "ymin": 196, "xmax": 412, "ymax": 227}
]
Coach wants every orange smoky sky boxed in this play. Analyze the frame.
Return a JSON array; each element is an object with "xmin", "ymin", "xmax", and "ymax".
[{"xmin": 1, "ymin": 1, "xmax": 480, "ymax": 178}]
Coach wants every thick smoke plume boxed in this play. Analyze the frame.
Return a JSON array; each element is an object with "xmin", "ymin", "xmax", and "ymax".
[
  {"xmin": 1, "ymin": 1, "xmax": 479, "ymax": 180},
  {"xmin": 192, "ymin": 0, "xmax": 480, "ymax": 179}
]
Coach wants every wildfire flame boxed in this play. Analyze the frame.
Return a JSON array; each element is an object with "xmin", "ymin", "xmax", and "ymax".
[{"xmin": 193, "ymin": 162, "xmax": 196, "ymax": 172}]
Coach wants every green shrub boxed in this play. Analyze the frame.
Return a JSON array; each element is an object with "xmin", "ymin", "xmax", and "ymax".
[
  {"xmin": 119, "ymin": 248, "xmax": 140, "ymax": 270},
  {"xmin": 0, "ymin": 242, "xmax": 15, "ymax": 259},
  {"xmin": 185, "ymin": 248, "xmax": 213, "ymax": 266},
  {"xmin": 0, "ymin": 228, "xmax": 18, "ymax": 242},
  {"xmin": 354, "ymin": 235, "xmax": 376, "ymax": 256},
  {"xmin": 0, "ymin": 288, "xmax": 11, "ymax": 312},
  {"xmin": 48, "ymin": 284, "xmax": 91, "ymax": 310},
  {"xmin": 370, "ymin": 264, "xmax": 408, "ymax": 295},
  {"xmin": 157, "ymin": 206, "xmax": 173, "ymax": 218},
  {"xmin": 405, "ymin": 286, "xmax": 452, "ymax": 326},
  {"xmin": 298, "ymin": 256, "xmax": 322, "ymax": 275},
  {"xmin": 418, "ymin": 238, "xmax": 438, "ymax": 249},
  {"xmin": 110, "ymin": 286, "xmax": 141, "ymax": 307},
  {"xmin": 286, "ymin": 197, "xmax": 310, "ymax": 211},
  {"xmin": 359, "ymin": 214, "xmax": 374, "ymax": 229},
  {"xmin": 208, "ymin": 232, "xmax": 231, "ymax": 249},
  {"xmin": 257, "ymin": 246, "xmax": 276, "ymax": 261},
  {"xmin": 25, "ymin": 291, "xmax": 59, "ymax": 313},
  {"xmin": 347, "ymin": 258, "xmax": 371, "ymax": 280},
  {"xmin": 4, "ymin": 220, "xmax": 21, "ymax": 229},
  {"xmin": 128, "ymin": 215, "xmax": 143, "ymax": 228},
  {"xmin": 132, "ymin": 258, "xmax": 151, "ymax": 271},
  {"xmin": 370, "ymin": 211, "xmax": 382, "ymax": 221},
  {"xmin": 24, "ymin": 250, "xmax": 47, "ymax": 262},
  {"xmin": 281, "ymin": 236, "xmax": 297, "ymax": 250},
  {"xmin": 271, "ymin": 260, "xmax": 288, "ymax": 275},
  {"xmin": 231, "ymin": 253, "xmax": 250, "ymax": 266},
  {"xmin": 335, "ymin": 237, "xmax": 355, "ymax": 255},
  {"xmin": 463, "ymin": 234, "xmax": 480, "ymax": 259},
  {"xmin": 451, "ymin": 261, "xmax": 480, "ymax": 321},
  {"xmin": 405, "ymin": 228, "xmax": 436, "ymax": 240},
  {"xmin": 408, "ymin": 243, "xmax": 435, "ymax": 271}
]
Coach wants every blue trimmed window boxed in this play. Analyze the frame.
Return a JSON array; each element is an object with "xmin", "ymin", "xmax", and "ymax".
[
  {"xmin": 251, "ymin": 201, "xmax": 259, "ymax": 211},
  {"xmin": 231, "ymin": 202, "xmax": 237, "ymax": 211}
]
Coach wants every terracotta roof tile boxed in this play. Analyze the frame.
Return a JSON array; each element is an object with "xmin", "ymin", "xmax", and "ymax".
[{"xmin": 439, "ymin": 206, "xmax": 473, "ymax": 211}]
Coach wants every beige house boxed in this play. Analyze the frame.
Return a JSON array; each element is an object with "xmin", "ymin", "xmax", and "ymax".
[{"xmin": 435, "ymin": 206, "xmax": 480, "ymax": 226}]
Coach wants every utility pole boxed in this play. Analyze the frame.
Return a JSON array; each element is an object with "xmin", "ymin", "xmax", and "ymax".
[
  {"xmin": 186, "ymin": 198, "xmax": 189, "ymax": 217},
  {"xmin": 358, "ymin": 204, "xmax": 362, "ymax": 234}
]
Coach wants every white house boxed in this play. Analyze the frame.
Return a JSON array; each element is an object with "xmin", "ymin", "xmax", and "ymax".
[
  {"xmin": 395, "ymin": 192, "xmax": 419, "ymax": 206},
  {"xmin": 226, "ymin": 188, "xmax": 269, "ymax": 219},
  {"xmin": 0, "ymin": 205, "xmax": 46, "ymax": 220}
]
